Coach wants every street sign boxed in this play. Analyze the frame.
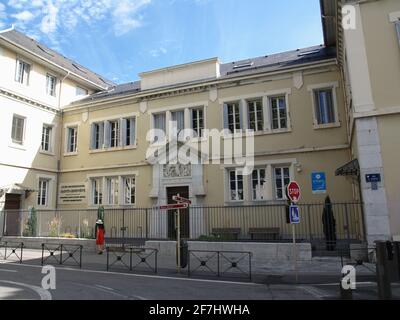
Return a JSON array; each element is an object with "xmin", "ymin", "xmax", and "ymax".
[
  {"xmin": 159, "ymin": 203, "xmax": 188, "ymax": 210},
  {"xmin": 287, "ymin": 181, "xmax": 301, "ymax": 203},
  {"xmin": 172, "ymin": 195, "xmax": 192, "ymax": 205},
  {"xmin": 289, "ymin": 205, "xmax": 300, "ymax": 224},
  {"xmin": 311, "ymin": 172, "xmax": 326, "ymax": 194}
]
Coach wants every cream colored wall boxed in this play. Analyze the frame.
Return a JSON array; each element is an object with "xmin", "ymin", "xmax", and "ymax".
[
  {"xmin": 360, "ymin": 0, "xmax": 400, "ymax": 110},
  {"xmin": 0, "ymin": 45, "xmax": 94, "ymax": 109},
  {"xmin": 60, "ymin": 65, "xmax": 354, "ymax": 208},
  {"xmin": 377, "ymin": 114, "xmax": 400, "ymax": 237}
]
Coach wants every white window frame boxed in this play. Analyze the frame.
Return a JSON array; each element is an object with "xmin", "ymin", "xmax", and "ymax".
[
  {"xmin": 396, "ymin": 20, "xmax": 400, "ymax": 47},
  {"xmin": 273, "ymin": 166, "xmax": 291, "ymax": 200},
  {"xmin": 46, "ymin": 73, "xmax": 57, "ymax": 97},
  {"xmin": 41, "ymin": 124, "xmax": 53, "ymax": 153},
  {"xmin": 269, "ymin": 95, "xmax": 289, "ymax": 131},
  {"xmin": 308, "ymin": 82, "xmax": 340, "ymax": 129},
  {"xmin": 190, "ymin": 107, "xmax": 205, "ymax": 138},
  {"xmin": 227, "ymin": 169, "xmax": 244, "ymax": 202},
  {"xmin": 106, "ymin": 177, "xmax": 119, "ymax": 205},
  {"xmin": 109, "ymin": 119, "xmax": 120, "ymax": 148},
  {"xmin": 123, "ymin": 176, "xmax": 136, "ymax": 205},
  {"xmin": 122, "ymin": 117, "xmax": 136, "ymax": 147},
  {"xmin": 251, "ymin": 168, "xmax": 267, "ymax": 201},
  {"xmin": 11, "ymin": 114, "xmax": 26, "ymax": 145},
  {"xmin": 91, "ymin": 178, "xmax": 103, "ymax": 206},
  {"xmin": 64, "ymin": 123, "xmax": 79, "ymax": 155},
  {"xmin": 15, "ymin": 58, "xmax": 31, "ymax": 85},
  {"xmin": 247, "ymin": 99, "xmax": 264, "ymax": 132},
  {"xmin": 152, "ymin": 112, "xmax": 167, "ymax": 144},
  {"xmin": 224, "ymin": 101, "xmax": 242, "ymax": 134},
  {"xmin": 37, "ymin": 178, "xmax": 50, "ymax": 207}
]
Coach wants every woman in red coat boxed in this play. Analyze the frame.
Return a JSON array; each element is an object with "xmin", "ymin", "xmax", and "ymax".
[{"xmin": 95, "ymin": 219, "xmax": 105, "ymax": 254}]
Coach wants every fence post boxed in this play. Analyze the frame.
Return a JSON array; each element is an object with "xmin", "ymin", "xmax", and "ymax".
[
  {"xmin": 344, "ymin": 204, "xmax": 351, "ymax": 245},
  {"xmin": 78, "ymin": 210, "xmax": 81, "ymax": 239},
  {"xmin": 145, "ymin": 208, "xmax": 149, "ymax": 239},
  {"xmin": 307, "ymin": 204, "xmax": 312, "ymax": 242}
]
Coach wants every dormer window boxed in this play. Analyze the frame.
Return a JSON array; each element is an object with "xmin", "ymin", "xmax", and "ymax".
[{"xmin": 76, "ymin": 86, "xmax": 88, "ymax": 96}]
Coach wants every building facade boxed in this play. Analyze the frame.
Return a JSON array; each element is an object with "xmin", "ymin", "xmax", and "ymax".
[{"xmin": 0, "ymin": 0, "xmax": 399, "ymax": 243}]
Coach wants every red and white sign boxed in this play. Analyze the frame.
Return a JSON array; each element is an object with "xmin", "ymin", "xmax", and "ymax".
[
  {"xmin": 159, "ymin": 203, "xmax": 188, "ymax": 210},
  {"xmin": 172, "ymin": 195, "xmax": 192, "ymax": 205},
  {"xmin": 287, "ymin": 181, "xmax": 301, "ymax": 203}
]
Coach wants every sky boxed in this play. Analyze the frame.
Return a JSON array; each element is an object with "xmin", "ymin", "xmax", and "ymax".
[{"xmin": 0, "ymin": 0, "xmax": 324, "ymax": 84}]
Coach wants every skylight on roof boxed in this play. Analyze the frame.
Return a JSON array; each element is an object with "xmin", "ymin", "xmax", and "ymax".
[
  {"xmin": 37, "ymin": 45, "xmax": 54, "ymax": 57},
  {"xmin": 298, "ymin": 49, "xmax": 320, "ymax": 57},
  {"xmin": 233, "ymin": 62, "xmax": 254, "ymax": 69},
  {"xmin": 72, "ymin": 63, "xmax": 87, "ymax": 74}
]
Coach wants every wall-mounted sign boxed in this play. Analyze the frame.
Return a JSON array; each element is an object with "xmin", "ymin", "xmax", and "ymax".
[
  {"xmin": 365, "ymin": 174, "xmax": 381, "ymax": 183},
  {"xmin": 311, "ymin": 172, "xmax": 327, "ymax": 194},
  {"xmin": 59, "ymin": 184, "xmax": 86, "ymax": 205}
]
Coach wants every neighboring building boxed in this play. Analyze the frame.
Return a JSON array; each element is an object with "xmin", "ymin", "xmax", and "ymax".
[
  {"xmin": 321, "ymin": 0, "xmax": 400, "ymax": 242},
  {"xmin": 0, "ymin": 28, "xmax": 114, "ymax": 234},
  {"xmin": 0, "ymin": 0, "xmax": 399, "ymax": 243}
]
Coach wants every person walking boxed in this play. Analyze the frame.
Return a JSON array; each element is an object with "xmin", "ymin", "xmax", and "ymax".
[
  {"xmin": 95, "ymin": 219, "xmax": 105, "ymax": 254},
  {"xmin": 322, "ymin": 196, "xmax": 337, "ymax": 251}
]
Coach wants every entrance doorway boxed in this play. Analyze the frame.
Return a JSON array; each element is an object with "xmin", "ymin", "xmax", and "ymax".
[
  {"xmin": 4, "ymin": 194, "xmax": 21, "ymax": 236},
  {"xmin": 167, "ymin": 186, "xmax": 190, "ymax": 239}
]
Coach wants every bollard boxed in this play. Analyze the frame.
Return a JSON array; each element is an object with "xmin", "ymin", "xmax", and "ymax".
[{"xmin": 375, "ymin": 241, "xmax": 392, "ymax": 300}]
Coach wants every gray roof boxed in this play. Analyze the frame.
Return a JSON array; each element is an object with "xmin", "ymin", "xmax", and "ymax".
[
  {"xmin": 76, "ymin": 45, "xmax": 336, "ymax": 104},
  {"xmin": 0, "ymin": 29, "xmax": 114, "ymax": 89}
]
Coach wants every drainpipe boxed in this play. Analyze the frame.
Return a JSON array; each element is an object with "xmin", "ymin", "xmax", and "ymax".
[{"xmin": 55, "ymin": 71, "xmax": 70, "ymax": 209}]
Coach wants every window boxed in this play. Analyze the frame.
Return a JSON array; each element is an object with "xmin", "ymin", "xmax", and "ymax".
[
  {"xmin": 37, "ymin": 179, "xmax": 49, "ymax": 206},
  {"xmin": 92, "ymin": 178, "xmax": 103, "ymax": 205},
  {"xmin": 66, "ymin": 127, "xmax": 78, "ymax": 153},
  {"xmin": 191, "ymin": 108, "xmax": 204, "ymax": 137},
  {"xmin": 171, "ymin": 110, "xmax": 185, "ymax": 138},
  {"xmin": 106, "ymin": 177, "xmax": 119, "ymax": 205},
  {"xmin": 109, "ymin": 120, "xmax": 120, "ymax": 148},
  {"xmin": 274, "ymin": 167, "xmax": 290, "ymax": 200},
  {"xmin": 123, "ymin": 177, "xmax": 136, "ymax": 205},
  {"xmin": 229, "ymin": 170, "xmax": 244, "ymax": 201},
  {"xmin": 153, "ymin": 113, "xmax": 166, "ymax": 142},
  {"xmin": 224, "ymin": 102, "xmax": 242, "ymax": 134},
  {"xmin": 76, "ymin": 86, "xmax": 88, "ymax": 96},
  {"xmin": 46, "ymin": 74, "xmax": 57, "ymax": 97},
  {"xmin": 314, "ymin": 88, "xmax": 336, "ymax": 125},
  {"xmin": 270, "ymin": 96, "xmax": 287, "ymax": 130},
  {"xmin": 41, "ymin": 125, "xmax": 53, "ymax": 152},
  {"xmin": 91, "ymin": 122, "xmax": 104, "ymax": 150},
  {"xmin": 122, "ymin": 118, "xmax": 136, "ymax": 147},
  {"xmin": 252, "ymin": 169, "xmax": 266, "ymax": 201},
  {"xmin": 247, "ymin": 99, "xmax": 263, "ymax": 132},
  {"xmin": 15, "ymin": 59, "xmax": 30, "ymax": 85},
  {"xmin": 11, "ymin": 115, "xmax": 25, "ymax": 144}
]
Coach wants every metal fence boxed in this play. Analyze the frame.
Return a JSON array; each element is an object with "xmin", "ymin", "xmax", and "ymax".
[{"xmin": 1, "ymin": 202, "xmax": 364, "ymax": 244}]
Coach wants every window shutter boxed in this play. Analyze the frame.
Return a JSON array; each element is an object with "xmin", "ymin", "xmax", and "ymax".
[
  {"xmin": 238, "ymin": 101, "xmax": 244, "ymax": 131},
  {"xmin": 104, "ymin": 121, "xmax": 110, "ymax": 148},
  {"xmin": 223, "ymin": 104, "xmax": 229, "ymax": 130},
  {"xmin": 90, "ymin": 124, "xmax": 95, "ymax": 150},
  {"xmin": 121, "ymin": 118, "xmax": 127, "ymax": 146},
  {"xmin": 130, "ymin": 118, "xmax": 136, "ymax": 145}
]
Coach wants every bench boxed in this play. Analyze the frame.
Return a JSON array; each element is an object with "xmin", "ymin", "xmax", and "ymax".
[
  {"xmin": 212, "ymin": 228, "xmax": 241, "ymax": 240},
  {"xmin": 249, "ymin": 228, "xmax": 280, "ymax": 241}
]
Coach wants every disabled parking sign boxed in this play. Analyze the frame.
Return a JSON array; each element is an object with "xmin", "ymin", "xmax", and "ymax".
[{"xmin": 289, "ymin": 205, "xmax": 300, "ymax": 224}]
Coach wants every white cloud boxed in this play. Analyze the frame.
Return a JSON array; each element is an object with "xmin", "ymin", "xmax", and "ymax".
[
  {"xmin": 0, "ymin": 3, "xmax": 7, "ymax": 29},
  {"xmin": 12, "ymin": 10, "xmax": 35, "ymax": 22},
  {"xmin": 2, "ymin": 0, "xmax": 152, "ymax": 41}
]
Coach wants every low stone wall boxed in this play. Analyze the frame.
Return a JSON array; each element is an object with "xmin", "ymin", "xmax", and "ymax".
[
  {"xmin": 146, "ymin": 241, "xmax": 312, "ymax": 270},
  {"xmin": 1, "ymin": 236, "xmax": 96, "ymax": 251}
]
